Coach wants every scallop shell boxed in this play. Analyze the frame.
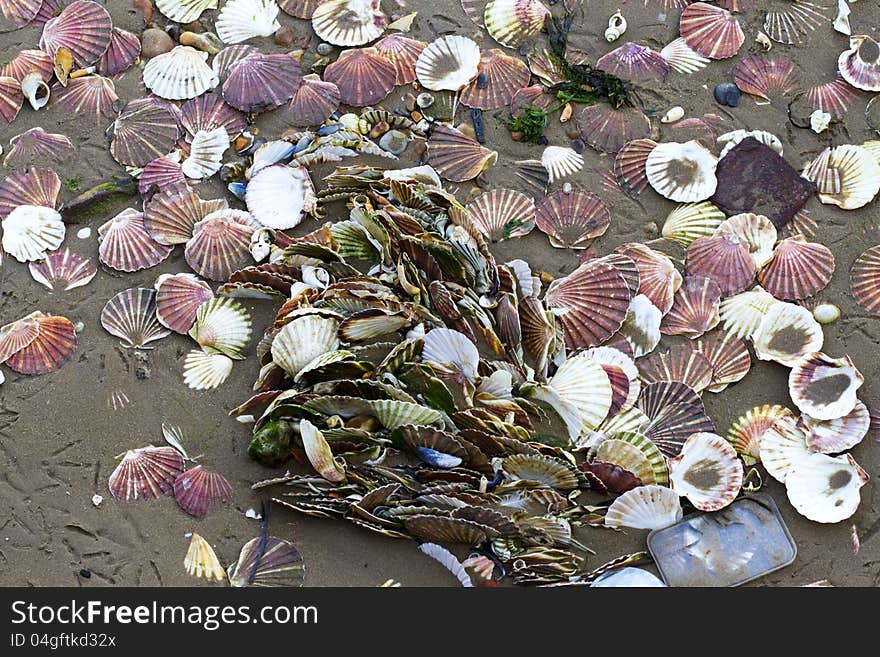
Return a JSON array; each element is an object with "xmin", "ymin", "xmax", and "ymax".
[
  {"xmin": 323, "ymin": 47, "xmax": 395, "ymax": 106},
  {"xmin": 0, "ymin": 312, "xmax": 43, "ymax": 365},
  {"xmin": 183, "ymin": 349, "xmax": 234, "ymax": 390},
  {"xmin": 278, "ymin": 0, "xmax": 320, "ymax": 17},
  {"xmin": 576, "ymin": 103, "xmax": 651, "ymax": 154},
  {"xmin": 642, "ymin": 402, "xmax": 715, "ymax": 458},
  {"xmin": 311, "ymin": 0, "xmax": 387, "ymax": 47},
  {"xmin": 0, "ymin": 76, "xmax": 23, "ymax": 124},
  {"xmin": 501, "ymin": 453, "xmax": 580, "ymax": 489},
  {"xmin": 182, "ymin": 127, "xmax": 229, "ymax": 179},
  {"xmin": 39, "ymin": 0, "xmax": 112, "ymax": 67},
  {"xmin": 419, "ymin": 543, "xmax": 473, "ymax": 586},
  {"xmin": 398, "ymin": 425, "xmax": 468, "ymax": 469},
  {"xmin": 28, "ymin": 248, "xmax": 96, "ymax": 291},
  {"xmin": 155, "ymin": 273, "xmax": 214, "ymax": 334},
  {"xmin": 693, "ymin": 329, "xmax": 751, "ymax": 393},
  {"xmin": 0, "ymin": 166, "xmax": 60, "ymax": 218},
  {"xmin": 838, "ymin": 35, "xmax": 880, "ymax": 92},
  {"xmin": 732, "ymin": 55, "xmax": 799, "ymax": 104},
  {"xmin": 595, "ymin": 433, "xmax": 667, "ymax": 486},
  {"xmin": 593, "ymin": 252, "xmax": 641, "ymax": 298},
  {"xmin": 173, "ymin": 465, "xmax": 233, "ymax": 518},
  {"xmin": 789, "ymin": 352, "xmax": 864, "ymax": 421},
  {"xmin": 101, "ymin": 287, "xmax": 170, "ymax": 348},
  {"xmin": 714, "ymin": 213, "xmax": 777, "ymax": 269},
  {"xmin": 1, "ymin": 205, "xmax": 64, "ymax": 263},
  {"xmin": 422, "ymin": 327, "xmax": 479, "ymax": 382},
  {"xmin": 540, "ymin": 146, "xmax": 584, "ymax": 184},
  {"xmin": 245, "ymin": 164, "xmax": 314, "ymax": 230},
  {"xmin": 668, "ymin": 432, "xmax": 743, "ymax": 511},
  {"xmin": 803, "ymin": 145, "xmax": 880, "ymax": 210},
  {"xmin": 299, "ymin": 419, "xmax": 346, "ymax": 482},
  {"xmin": 374, "ymin": 34, "xmax": 426, "ymax": 86},
  {"xmin": 806, "ymin": 75, "xmax": 860, "ymax": 119},
  {"xmin": 613, "ymin": 138, "xmax": 656, "ymax": 197},
  {"xmin": 222, "ymin": 52, "xmax": 301, "ymax": 112},
  {"xmin": 661, "ymin": 201, "xmax": 725, "ymax": 248},
  {"xmin": 107, "ymin": 446, "xmax": 185, "ymax": 501},
  {"xmin": 426, "ymin": 123, "xmax": 498, "ymax": 182},
  {"xmin": 605, "ymin": 484, "xmax": 682, "ymax": 530},
  {"xmin": 786, "ymin": 452, "xmax": 868, "ymax": 523},
  {"xmin": 98, "ymin": 208, "xmax": 173, "ymax": 272},
  {"xmin": 415, "ymin": 35, "xmax": 481, "ymax": 92},
  {"xmin": 583, "ymin": 346, "xmax": 640, "ymax": 415},
  {"xmin": 144, "ymin": 46, "xmax": 219, "ymax": 101},
  {"xmin": 660, "ymin": 275, "xmax": 721, "ymax": 339},
  {"xmin": 139, "ymin": 155, "xmax": 187, "ymax": 198},
  {"xmin": 802, "ymin": 400, "xmax": 870, "ymax": 454},
  {"xmin": 679, "ymin": 2, "xmax": 744, "ymax": 60},
  {"xmin": 483, "ymin": 0, "xmax": 549, "ymax": 49},
  {"xmin": 227, "ymin": 536, "xmax": 305, "ymax": 587},
  {"xmin": 727, "ymin": 404, "xmax": 794, "ymax": 465},
  {"xmin": 545, "ymin": 258, "xmax": 632, "ymax": 350},
  {"xmin": 155, "ymin": 0, "xmax": 218, "ymax": 24},
  {"xmin": 718, "ymin": 285, "xmax": 775, "ymax": 339},
  {"xmin": 212, "ymin": 44, "xmax": 258, "ymax": 81},
  {"xmin": 97, "ymin": 27, "xmax": 141, "ymax": 76},
  {"xmin": 0, "ymin": 0, "xmax": 40, "ymax": 26},
  {"xmin": 639, "ymin": 343, "xmax": 714, "ymax": 392},
  {"xmin": 110, "ymin": 98, "xmax": 183, "ymax": 168},
  {"xmin": 549, "ymin": 353, "xmax": 613, "ymax": 430},
  {"xmin": 287, "ymin": 75, "xmax": 341, "ymax": 127},
  {"xmin": 181, "ymin": 92, "xmax": 247, "ymax": 142},
  {"xmin": 184, "ymin": 534, "xmax": 225, "ymax": 582},
  {"xmin": 49, "ymin": 74, "xmax": 119, "ymax": 124},
  {"xmin": 185, "ymin": 209, "xmax": 257, "ymax": 281},
  {"xmin": 597, "ymin": 42, "xmax": 669, "ymax": 82},
  {"xmin": 405, "ymin": 514, "xmax": 498, "ymax": 544},
  {"xmin": 686, "ymin": 234, "xmax": 756, "ymax": 297},
  {"xmin": 615, "ymin": 243, "xmax": 682, "ymax": 314},
  {"xmin": 271, "ymin": 314, "xmax": 340, "ymax": 378},
  {"xmin": 465, "ymin": 188, "xmax": 535, "ymax": 242},
  {"xmin": 752, "ymin": 300, "xmax": 823, "ymax": 366},
  {"xmin": 717, "ymin": 129, "xmax": 783, "ymax": 159},
  {"xmin": 216, "ymin": 0, "xmax": 280, "ymax": 44},
  {"xmin": 659, "ymin": 37, "xmax": 711, "ymax": 74},
  {"xmin": 460, "ymin": 48, "xmax": 530, "ymax": 110},
  {"xmin": 645, "ymin": 140, "xmax": 718, "ymax": 203},
  {"xmin": 2, "ymin": 49, "xmax": 53, "ymax": 86},
  {"xmin": 534, "ymin": 188, "xmax": 610, "ymax": 250},
  {"xmin": 4, "ymin": 314, "xmax": 76, "ymax": 375},
  {"xmin": 851, "ymin": 245, "xmax": 880, "ymax": 315},
  {"xmin": 638, "ymin": 380, "xmax": 703, "ymax": 416},
  {"xmin": 758, "ymin": 236, "xmax": 835, "ymax": 301},
  {"xmin": 190, "ymin": 297, "xmax": 251, "ymax": 359},
  {"xmin": 144, "ymin": 186, "xmax": 227, "ymax": 246},
  {"xmin": 4, "ymin": 128, "xmax": 74, "ymax": 168},
  {"xmin": 611, "ymin": 294, "xmax": 662, "ymax": 358},
  {"xmin": 764, "ymin": 1, "xmax": 828, "ymax": 46}
]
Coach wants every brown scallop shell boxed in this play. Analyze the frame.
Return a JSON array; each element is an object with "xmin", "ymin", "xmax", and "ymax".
[
  {"xmin": 460, "ymin": 48, "xmax": 530, "ymax": 111},
  {"xmin": 660, "ymin": 274, "xmax": 722, "ymax": 339},
  {"xmin": 4, "ymin": 314, "xmax": 76, "ymax": 375},
  {"xmin": 686, "ymin": 233, "xmax": 756, "ymax": 297},
  {"xmin": 757, "ymin": 236, "xmax": 835, "ymax": 301}
]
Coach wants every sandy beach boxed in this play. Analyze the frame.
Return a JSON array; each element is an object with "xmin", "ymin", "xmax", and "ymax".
[{"xmin": 0, "ymin": 0, "xmax": 878, "ymax": 587}]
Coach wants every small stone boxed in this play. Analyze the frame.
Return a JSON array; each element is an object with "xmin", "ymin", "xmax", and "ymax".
[
  {"xmin": 571, "ymin": 139, "xmax": 585, "ymax": 154},
  {"xmin": 92, "ymin": 494, "xmax": 103, "ymax": 507},
  {"xmin": 379, "ymin": 130, "xmax": 409, "ymax": 155},
  {"xmin": 76, "ymin": 227, "xmax": 91, "ymax": 239},
  {"xmin": 416, "ymin": 92, "xmax": 434, "ymax": 109},
  {"xmin": 538, "ymin": 136, "xmax": 549, "ymax": 146},
  {"xmin": 369, "ymin": 121, "xmax": 390, "ymax": 139},
  {"xmin": 510, "ymin": 131, "xmax": 523, "ymax": 142},
  {"xmin": 79, "ymin": 569, "xmax": 91, "ymax": 578},
  {"xmin": 813, "ymin": 303, "xmax": 840, "ymax": 324},
  {"xmin": 644, "ymin": 221, "xmax": 659, "ymax": 235},
  {"xmin": 141, "ymin": 28, "xmax": 174, "ymax": 59},
  {"xmin": 412, "ymin": 142, "xmax": 427, "ymax": 159},
  {"xmin": 183, "ymin": 21, "xmax": 201, "ymax": 32},
  {"xmin": 410, "ymin": 111, "xmax": 423, "ymax": 122},
  {"xmin": 404, "ymin": 93, "xmax": 417, "ymax": 112},
  {"xmin": 317, "ymin": 42, "xmax": 333, "ymax": 56},
  {"xmin": 714, "ymin": 82, "xmax": 741, "ymax": 107},
  {"xmin": 274, "ymin": 25, "xmax": 295, "ymax": 47}
]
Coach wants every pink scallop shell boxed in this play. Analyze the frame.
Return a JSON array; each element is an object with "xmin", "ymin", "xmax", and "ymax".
[
  {"xmin": 5, "ymin": 314, "xmax": 77, "ymax": 375},
  {"xmin": 0, "ymin": 166, "xmax": 60, "ymax": 218},
  {"xmin": 97, "ymin": 27, "xmax": 141, "ymax": 76},
  {"xmin": 322, "ymin": 47, "xmax": 396, "ymax": 107},
  {"xmin": 287, "ymin": 77, "xmax": 341, "ymax": 127},
  {"xmin": 39, "ymin": 0, "xmax": 113, "ymax": 67},
  {"xmin": 28, "ymin": 248, "xmax": 97, "ymax": 291},
  {"xmin": 222, "ymin": 52, "xmax": 302, "ymax": 113},
  {"xmin": 100, "ymin": 287, "xmax": 171, "ymax": 348},
  {"xmin": 110, "ymin": 97, "xmax": 182, "ymax": 167},
  {"xmin": 576, "ymin": 103, "xmax": 651, "ymax": 154},
  {"xmin": 460, "ymin": 48, "xmax": 531, "ymax": 111},
  {"xmin": 180, "ymin": 91, "xmax": 247, "ymax": 142},
  {"xmin": 98, "ymin": 208, "xmax": 173, "ymax": 272},
  {"xmin": 184, "ymin": 211, "xmax": 256, "ymax": 281},
  {"xmin": 679, "ymin": 2, "xmax": 744, "ymax": 60},
  {"xmin": 660, "ymin": 274, "xmax": 722, "ymax": 339},
  {"xmin": 155, "ymin": 273, "xmax": 215, "ymax": 334},
  {"xmin": 686, "ymin": 234, "xmax": 756, "ymax": 297},
  {"xmin": 534, "ymin": 188, "xmax": 611, "ymax": 249},
  {"xmin": 596, "ymin": 42, "xmax": 669, "ymax": 82},
  {"xmin": 108, "ymin": 446, "xmax": 185, "ymax": 501},
  {"xmin": 373, "ymin": 34, "xmax": 426, "ymax": 86},
  {"xmin": 173, "ymin": 465, "xmax": 233, "ymax": 518}
]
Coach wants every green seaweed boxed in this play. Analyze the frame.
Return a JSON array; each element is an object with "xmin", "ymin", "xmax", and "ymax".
[
  {"xmin": 63, "ymin": 177, "xmax": 82, "ymax": 192},
  {"xmin": 505, "ymin": 105, "xmax": 553, "ymax": 144},
  {"xmin": 248, "ymin": 420, "xmax": 294, "ymax": 467}
]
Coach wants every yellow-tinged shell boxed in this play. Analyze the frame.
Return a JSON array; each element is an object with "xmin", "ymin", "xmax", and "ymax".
[
  {"xmin": 803, "ymin": 144, "xmax": 880, "ymax": 210},
  {"xmin": 661, "ymin": 201, "xmax": 725, "ymax": 247},
  {"xmin": 271, "ymin": 314, "xmax": 340, "ymax": 378},
  {"xmin": 759, "ymin": 414, "xmax": 812, "ymax": 483},
  {"xmin": 718, "ymin": 286, "xmax": 776, "ymax": 339},
  {"xmin": 183, "ymin": 349, "xmax": 234, "ymax": 390},
  {"xmin": 605, "ymin": 484, "xmax": 682, "ymax": 530},
  {"xmin": 300, "ymin": 419, "xmax": 346, "ymax": 482},
  {"xmin": 483, "ymin": 0, "xmax": 549, "ymax": 49},
  {"xmin": 727, "ymin": 404, "xmax": 794, "ymax": 465},
  {"xmin": 184, "ymin": 533, "xmax": 226, "ymax": 582}
]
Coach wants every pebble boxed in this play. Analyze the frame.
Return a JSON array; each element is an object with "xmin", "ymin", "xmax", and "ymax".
[
  {"xmin": 714, "ymin": 82, "xmax": 741, "ymax": 107},
  {"xmin": 404, "ymin": 93, "xmax": 417, "ymax": 112},
  {"xmin": 141, "ymin": 28, "xmax": 174, "ymax": 58},
  {"xmin": 379, "ymin": 130, "xmax": 408, "ymax": 155},
  {"xmin": 76, "ymin": 227, "xmax": 91, "ymax": 239},
  {"xmin": 79, "ymin": 569, "xmax": 91, "ymax": 579},
  {"xmin": 369, "ymin": 121, "xmax": 390, "ymax": 139},
  {"xmin": 416, "ymin": 92, "xmax": 434, "ymax": 109},
  {"xmin": 92, "ymin": 494, "xmax": 103, "ymax": 507},
  {"xmin": 410, "ymin": 110, "xmax": 423, "ymax": 122},
  {"xmin": 813, "ymin": 303, "xmax": 840, "ymax": 324},
  {"xmin": 570, "ymin": 139, "xmax": 585, "ymax": 154},
  {"xmin": 317, "ymin": 42, "xmax": 333, "ymax": 55},
  {"xmin": 274, "ymin": 25, "xmax": 295, "ymax": 46}
]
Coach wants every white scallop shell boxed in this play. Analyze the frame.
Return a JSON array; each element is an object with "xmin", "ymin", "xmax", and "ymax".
[
  {"xmin": 646, "ymin": 140, "xmax": 718, "ymax": 202},
  {"xmin": 143, "ymin": 46, "xmax": 220, "ymax": 101},
  {"xmin": 617, "ymin": 294, "xmax": 662, "ymax": 358},
  {"xmin": 541, "ymin": 146, "xmax": 584, "ymax": 183},
  {"xmin": 183, "ymin": 349, "xmax": 234, "ymax": 390},
  {"xmin": 660, "ymin": 37, "xmax": 710, "ymax": 74},
  {"xmin": 714, "ymin": 213, "xmax": 777, "ymax": 269},
  {"xmin": 752, "ymin": 301, "xmax": 824, "ymax": 367},
  {"xmin": 548, "ymin": 353, "xmax": 613, "ymax": 431},
  {"xmin": 1, "ymin": 205, "xmax": 64, "ymax": 263},
  {"xmin": 668, "ymin": 432, "xmax": 743, "ymax": 512},
  {"xmin": 422, "ymin": 327, "xmax": 479, "ymax": 383},
  {"xmin": 156, "ymin": 0, "xmax": 219, "ymax": 24},
  {"xmin": 717, "ymin": 129, "xmax": 783, "ymax": 159},
  {"xmin": 216, "ymin": 0, "xmax": 280, "ymax": 44},
  {"xmin": 785, "ymin": 452, "xmax": 868, "ymax": 523},
  {"xmin": 245, "ymin": 165, "xmax": 315, "ymax": 230},
  {"xmin": 189, "ymin": 297, "xmax": 252, "ymax": 359},
  {"xmin": 718, "ymin": 285, "xmax": 775, "ymax": 339},
  {"xmin": 759, "ymin": 415, "xmax": 812, "ymax": 483},
  {"xmin": 182, "ymin": 127, "xmax": 230, "ymax": 179},
  {"xmin": 604, "ymin": 484, "xmax": 683, "ymax": 530},
  {"xmin": 311, "ymin": 0, "xmax": 387, "ymax": 47},
  {"xmin": 271, "ymin": 314, "xmax": 340, "ymax": 378},
  {"xmin": 415, "ymin": 35, "xmax": 481, "ymax": 91}
]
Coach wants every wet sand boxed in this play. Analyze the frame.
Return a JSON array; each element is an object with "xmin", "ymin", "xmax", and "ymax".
[{"xmin": 0, "ymin": 2, "xmax": 878, "ymax": 587}]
